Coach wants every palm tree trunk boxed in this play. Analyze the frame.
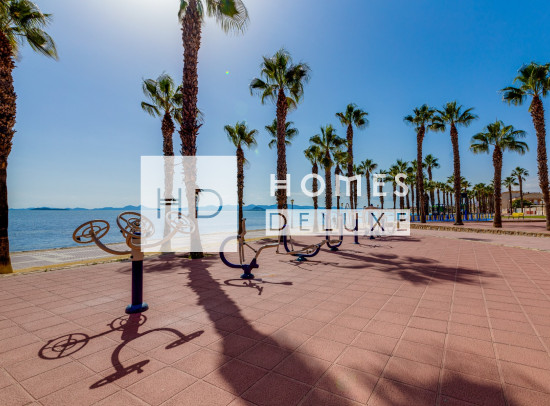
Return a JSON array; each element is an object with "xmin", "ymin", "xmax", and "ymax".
[
  {"xmin": 236, "ymin": 147, "xmax": 245, "ymax": 235},
  {"xmin": 312, "ymin": 163, "xmax": 319, "ymax": 210},
  {"xmin": 180, "ymin": 0, "xmax": 201, "ymax": 156},
  {"xmin": 161, "ymin": 113, "xmax": 175, "ymax": 252},
  {"xmin": 518, "ymin": 177, "xmax": 523, "ymax": 212},
  {"xmin": 531, "ymin": 95, "xmax": 550, "ymax": 230},
  {"xmin": 491, "ymin": 147, "xmax": 503, "ymax": 228},
  {"xmin": 346, "ymin": 124, "xmax": 355, "ymax": 209},
  {"xmin": 450, "ymin": 123, "xmax": 463, "ymax": 225},
  {"xmin": 312, "ymin": 163, "xmax": 319, "ymax": 231},
  {"xmin": 325, "ymin": 160, "xmax": 332, "ymax": 210},
  {"xmin": 366, "ymin": 171, "xmax": 371, "ymax": 206},
  {"xmin": 406, "ymin": 189, "xmax": 410, "ymax": 209},
  {"xmin": 181, "ymin": 0, "xmax": 203, "ymax": 258},
  {"xmin": 276, "ymin": 88, "xmax": 288, "ymax": 210},
  {"xmin": 416, "ymin": 126, "xmax": 426, "ymax": 223},
  {"xmin": 392, "ymin": 184, "xmax": 396, "ymax": 209},
  {"xmin": 427, "ymin": 167, "xmax": 435, "ymax": 206},
  {"xmin": 508, "ymin": 185, "xmax": 513, "ymax": 214},
  {"xmin": 410, "ymin": 182, "xmax": 415, "ymax": 213},
  {"xmin": 0, "ymin": 31, "xmax": 16, "ymax": 274},
  {"xmin": 335, "ymin": 165, "xmax": 341, "ymax": 209},
  {"xmin": 162, "ymin": 113, "xmax": 175, "ymax": 157}
]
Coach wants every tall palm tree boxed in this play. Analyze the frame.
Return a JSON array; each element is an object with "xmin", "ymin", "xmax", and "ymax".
[
  {"xmin": 225, "ymin": 122, "xmax": 258, "ymax": 235},
  {"xmin": 336, "ymin": 103, "xmax": 368, "ymax": 209},
  {"xmin": 433, "ymin": 102, "xmax": 478, "ymax": 225},
  {"xmin": 265, "ymin": 119, "xmax": 298, "ymax": 149},
  {"xmin": 471, "ymin": 120, "xmax": 528, "ymax": 228},
  {"xmin": 410, "ymin": 160, "xmax": 420, "ymax": 215},
  {"xmin": 502, "ymin": 63, "xmax": 550, "ymax": 230},
  {"xmin": 141, "ymin": 74, "xmax": 182, "ymax": 157},
  {"xmin": 473, "ymin": 183, "xmax": 487, "ymax": 214},
  {"xmin": 388, "ymin": 165, "xmax": 399, "ymax": 209},
  {"xmin": 179, "ymin": 1, "xmax": 248, "ymax": 259},
  {"xmin": 404, "ymin": 105, "xmax": 436, "ymax": 223},
  {"xmin": 378, "ymin": 169, "xmax": 387, "ymax": 209},
  {"xmin": 141, "ymin": 73, "xmax": 183, "ymax": 251},
  {"xmin": 333, "ymin": 149, "xmax": 349, "ymax": 209},
  {"xmin": 360, "ymin": 159, "xmax": 377, "ymax": 207},
  {"xmin": 406, "ymin": 165, "xmax": 416, "ymax": 211},
  {"xmin": 309, "ymin": 125, "xmax": 346, "ymax": 210},
  {"xmin": 304, "ymin": 145, "xmax": 322, "ymax": 211},
  {"xmin": 511, "ymin": 166, "xmax": 529, "ymax": 212},
  {"xmin": 425, "ymin": 180, "xmax": 437, "ymax": 214},
  {"xmin": 179, "ymin": 0, "xmax": 248, "ymax": 156},
  {"xmin": 0, "ymin": 0, "xmax": 57, "ymax": 274},
  {"xmin": 250, "ymin": 49, "xmax": 311, "ymax": 210},
  {"xmin": 502, "ymin": 176, "xmax": 519, "ymax": 214},
  {"xmin": 394, "ymin": 159, "xmax": 409, "ymax": 209},
  {"xmin": 423, "ymin": 154, "xmax": 440, "ymax": 207}
]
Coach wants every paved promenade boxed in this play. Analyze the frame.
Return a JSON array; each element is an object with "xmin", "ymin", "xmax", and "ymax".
[{"xmin": 1, "ymin": 231, "xmax": 550, "ymax": 405}]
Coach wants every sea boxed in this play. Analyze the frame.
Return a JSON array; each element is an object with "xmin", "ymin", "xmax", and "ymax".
[{"xmin": 9, "ymin": 209, "xmax": 267, "ymax": 252}]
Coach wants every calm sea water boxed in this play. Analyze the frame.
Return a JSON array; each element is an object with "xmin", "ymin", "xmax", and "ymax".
[{"xmin": 9, "ymin": 209, "xmax": 267, "ymax": 252}]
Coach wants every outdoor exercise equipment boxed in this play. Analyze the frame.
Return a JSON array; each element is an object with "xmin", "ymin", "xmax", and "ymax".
[
  {"xmin": 219, "ymin": 218, "xmax": 346, "ymax": 279},
  {"xmin": 73, "ymin": 211, "xmax": 194, "ymax": 314}
]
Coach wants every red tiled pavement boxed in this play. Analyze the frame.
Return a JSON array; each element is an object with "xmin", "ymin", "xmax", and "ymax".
[{"xmin": 0, "ymin": 230, "xmax": 550, "ymax": 405}]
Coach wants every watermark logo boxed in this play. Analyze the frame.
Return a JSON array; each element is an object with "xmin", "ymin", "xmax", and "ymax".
[
  {"xmin": 265, "ymin": 209, "xmax": 410, "ymax": 237},
  {"xmin": 140, "ymin": 156, "xmax": 237, "ymax": 253}
]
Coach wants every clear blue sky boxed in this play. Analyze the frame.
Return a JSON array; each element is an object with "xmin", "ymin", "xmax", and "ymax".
[{"xmin": 9, "ymin": 0, "xmax": 550, "ymax": 208}]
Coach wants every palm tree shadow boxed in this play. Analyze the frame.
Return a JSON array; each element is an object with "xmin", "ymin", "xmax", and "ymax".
[
  {"xmin": 327, "ymin": 249, "xmax": 495, "ymax": 285},
  {"xmin": 184, "ymin": 256, "xmax": 350, "ymax": 402}
]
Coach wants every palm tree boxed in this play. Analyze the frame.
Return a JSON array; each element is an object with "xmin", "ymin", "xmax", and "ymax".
[
  {"xmin": 225, "ymin": 122, "xmax": 258, "ymax": 234},
  {"xmin": 333, "ymin": 149, "xmax": 349, "ymax": 209},
  {"xmin": 141, "ymin": 73, "xmax": 183, "ymax": 251},
  {"xmin": 179, "ymin": 0, "xmax": 248, "ymax": 156},
  {"xmin": 406, "ymin": 165, "xmax": 416, "ymax": 211},
  {"xmin": 309, "ymin": 125, "xmax": 346, "ymax": 210},
  {"xmin": 473, "ymin": 183, "xmax": 487, "ymax": 215},
  {"xmin": 304, "ymin": 145, "xmax": 322, "ymax": 210},
  {"xmin": 0, "ymin": 1, "xmax": 57, "ymax": 274},
  {"xmin": 354, "ymin": 163, "xmax": 365, "ymax": 207},
  {"xmin": 179, "ymin": 1, "xmax": 248, "ymax": 259},
  {"xmin": 378, "ymin": 169, "xmax": 387, "ymax": 209},
  {"xmin": 360, "ymin": 159, "xmax": 378, "ymax": 207},
  {"xmin": 502, "ymin": 176, "xmax": 519, "ymax": 214},
  {"xmin": 250, "ymin": 49, "xmax": 311, "ymax": 210},
  {"xmin": 336, "ymin": 103, "xmax": 368, "ymax": 209},
  {"xmin": 511, "ymin": 167, "xmax": 529, "ymax": 213},
  {"xmin": 141, "ymin": 74, "xmax": 183, "ymax": 157},
  {"xmin": 410, "ymin": 160, "xmax": 420, "ymax": 215},
  {"xmin": 394, "ymin": 159, "xmax": 409, "ymax": 209},
  {"xmin": 265, "ymin": 119, "xmax": 298, "ymax": 149},
  {"xmin": 388, "ymin": 165, "xmax": 399, "ymax": 209},
  {"xmin": 470, "ymin": 120, "xmax": 528, "ymax": 228},
  {"xmin": 502, "ymin": 63, "xmax": 550, "ymax": 230},
  {"xmin": 432, "ymin": 102, "xmax": 478, "ymax": 226},
  {"xmin": 425, "ymin": 180, "xmax": 437, "ymax": 214},
  {"xmin": 423, "ymin": 154, "xmax": 440, "ymax": 207},
  {"xmin": 404, "ymin": 105, "xmax": 436, "ymax": 223}
]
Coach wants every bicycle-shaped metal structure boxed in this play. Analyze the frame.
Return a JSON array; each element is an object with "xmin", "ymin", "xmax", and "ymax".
[
  {"xmin": 219, "ymin": 209, "xmax": 361, "ymax": 279},
  {"xmin": 73, "ymin": 211, "xmax": 194, "ymax": 314}
]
